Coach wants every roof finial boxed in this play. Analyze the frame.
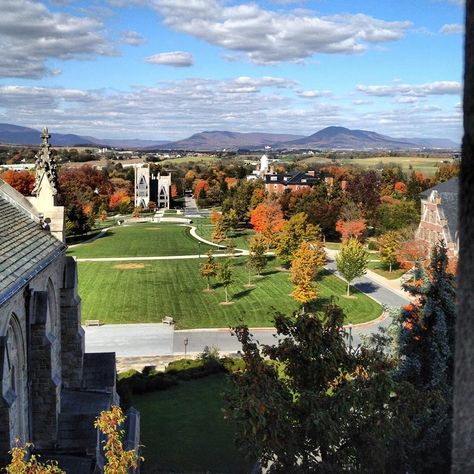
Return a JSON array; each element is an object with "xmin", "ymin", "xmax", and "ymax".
[{"xmin": 41, "ymin": 127, "xmax": 50, "ymax": 145}]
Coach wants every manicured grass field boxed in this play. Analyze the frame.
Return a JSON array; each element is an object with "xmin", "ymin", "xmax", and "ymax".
[
  {"xmin": 134, "ymin": 374, "xmax": 252, "ymax": 473},
  {"xmin": 195, "ymin": 218, "xmax": 255, "ymax": 250},
  {"xmin": 67, "ymin": 223, "xmax": 219, "ymax": 258},
  {"xmin": 77, "ymin": 257, "xmax": 381, "ymax": 328},
  {"xmin": 368, "ymin": 261, "xmax": 405, "ymax": 280},
  {"xmin": 160, "ymin": 154, "xmax": 219, "ymax": 165}
]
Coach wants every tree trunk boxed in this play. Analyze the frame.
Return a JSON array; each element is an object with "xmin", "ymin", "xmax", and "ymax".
[
  {"xmin": 389, "ymin": 262, "xmax": 392, "ymax": 272},
  {"xmin": 347, "ymin": 281, "xmax": 350, "ymax": 297},
  {"xmin": 207, "ymin": 279, "xmax": 210, "ymax": 291},
  {"xmin": 248, "ymin": 269, "xmax": 251, "ymax": 285},
  {"xmin": 225, "ymin": 286, "xmax": 228, "ymax": 303}
]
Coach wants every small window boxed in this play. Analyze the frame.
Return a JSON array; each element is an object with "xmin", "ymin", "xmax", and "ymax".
[
  {"xmin": 301, "ymin": 179, "xmax": 307, "ymax": 183},
  {"xmin": 271, "ymin": 176, "xmax": 277, "ymax": 181}
]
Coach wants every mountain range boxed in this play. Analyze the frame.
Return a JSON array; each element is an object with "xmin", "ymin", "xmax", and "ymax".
[{"xmin": 0, "ymin": 123, "xmax": 459, "ymax": 151}]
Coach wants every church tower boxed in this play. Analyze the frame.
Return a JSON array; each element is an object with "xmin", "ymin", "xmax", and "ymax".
[{"xmin": 27, "ymin": 128, "xmax": 65, "ymax": 242}]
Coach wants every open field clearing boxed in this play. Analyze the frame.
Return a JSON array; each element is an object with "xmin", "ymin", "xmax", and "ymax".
[
  {"xmin": 77, "ymin": 257, "xmax": 381, "ymax": 328},
  {"xmin": 159, "ymin": 154, "xmax": 219, "ymax": 165},
  {"xmin": 195, "ymin": 218, "xmax": 255, "ymax": 250},
  {"xmin": 67, "ymin": 223, "xmax": 218, "ymax": 258}
]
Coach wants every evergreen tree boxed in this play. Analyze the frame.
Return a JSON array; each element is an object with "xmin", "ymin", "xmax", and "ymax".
[{"xmin": 395, "ymin": 241, "xmax": 456, "ymax": 472}]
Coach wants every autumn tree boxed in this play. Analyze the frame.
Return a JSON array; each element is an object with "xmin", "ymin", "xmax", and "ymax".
[
  {"xmin": 336, "ymin": 238, "xmax": 368, "ymax": 296},
  {"xmin": 200, "ymin": 251, "xmax": 217, "ymax": 291},
  {"xmin": 335, "ymin": 218, "xmax": 367, "ymax": 241},
  {"xmin": 226, "ymin": 305, "xmax": 420, "ymax": 472},
  {"xmin": 247, "ymin": 235, "xmax": 267, "ymax": 283},
  {"xmin": 275, "ymin": 212, "xmax": 321, "ymax": 266},
  {"xmin": 222, "ymin": 208, "xmax": 239, "ymax": 234},
  {"xmin": 290, "ymin": 240, "xmax": 326, "ymax": 308},
  {"xmin": 95, "ymin": 405, "xmax": 142, "ymax": 474},
  {"xmin": 217, "ymin": 261, "xmax": 233, "ymax": 304},
  {"xmin": 250, "ymin": 199, "xmax": 285, "ymax": 248},
  {"xmin": 379, "ymin": 231, "xmax": 401, "ymax": 272},
  {"xmin": 397, "ymin": 239, "xmax": 427, "ymax": 271},
  {"xmin": 0, "ymin": 169, "xmax": 35, "ymax": 195},
  {"xmin": 5, "ymin": 443, "xmax": 65, "ymax": 473},
  {"xmin": 212, "ymin": 217, "xmax": 227, "ymax": 244}
]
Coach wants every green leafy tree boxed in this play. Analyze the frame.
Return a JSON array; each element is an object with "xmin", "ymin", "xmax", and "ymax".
[
  {"xmin": 200, "ymin": 251, "xmax": 217, "ymax": 291},
  {"xmin": 226, "ymin": 238, "xmax": 237, "ymax": 257},
  {"xmin": 394, "ymin": 242, "xmax": 456, "ymax": 473},
  {"xmin": 336, "ymin": 238, "xmax": 368, "ymax": 296},
  {"xmin": 379, "ymin": 231, "xmax": 401, "ymax": 272},
  {"xmin": 275, "ymin": 212, "xmax": 320, "ymax": 266},
  {"xmin": 247, "ymin": 235, "xmax": 267, "ymax": 283},
  {"xmin": 223, "ymin": 208, "xmax": 239, "ymax": 235},
  {"xmin": 226, "ymin": 305, "xmax": 421, "ymax": 472},
  {"xmin": 217, "ymin": 260, "xmax": 233, "ymax": 303}
]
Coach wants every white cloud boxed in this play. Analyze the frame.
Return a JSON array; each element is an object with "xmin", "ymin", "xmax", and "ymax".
[
  {"xmin": 0, "ymin": 77, "xmax": 461, "ymax": 142},
  {"xmin": 145, "ymin": 51, "xmax": 194, "ymax": 67},
  {"xmin": 137, "ymin": 0, "xmax": 411, "ymax": 64},
  {"xmin": 297, "ymin": 90, "xmax": 331, "ymax": 98},
  {"xmin": 440, "ymin": 23, "xmax": 464, "ymax": 34},
  {"xmin": 121, "ymin": 31, "xmax": 146, "ymax": 46},
  {"xmin": 357, "ymin": 80, "xmax": 462, "ymax": 97},
  {"xmin": 0, "ymin": 0, "xmax": 113, "ymax": 79}
]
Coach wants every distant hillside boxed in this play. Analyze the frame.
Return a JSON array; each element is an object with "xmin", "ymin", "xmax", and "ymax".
[
  {"xmin": 279, "ymin": 126, "xmax": 421, "ymax": 150},
  {"xmin": 0, "ymin": 124, "xmax": 168, "ymax": 148},
  {"xmin": 152, "ymin": 130, "xmax": 304, "ymax": 151},
  {"xmin": 0, "ymin": 123, "xmax": 459, "ymax": 151}
]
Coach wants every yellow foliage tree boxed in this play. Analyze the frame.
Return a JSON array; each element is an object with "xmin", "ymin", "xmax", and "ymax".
[
  {"xmin": 290, "ymin": 240, "xmax": 326, "ymax": 308},
  {"xmin": 5, "ymin": 442, "xmax": 65, "ymax": 474},
  {"xmin": 95, "ymin": 405, "xmax": 142, "ymax": 474}
]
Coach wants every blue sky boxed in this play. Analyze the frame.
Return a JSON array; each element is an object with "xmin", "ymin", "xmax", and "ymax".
[{"xmin": 0, "ymin": 0, "xmax": 464, "ymax": 141}]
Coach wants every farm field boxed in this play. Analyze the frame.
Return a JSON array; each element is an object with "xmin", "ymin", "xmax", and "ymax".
[
  {"xmin": 159, "ymin": 154, "xmax": 219, "ymax": 165},
  {"xmin": 134, "ymin": 374, "xmax": 251, "ymax": 473},
  {"xmin": 77, "ymin": 257, "xmax": 381, "ymax": 328},
  {"xmin": 67, "ymin": 223, "xmax": 220, "ymax": 258}
]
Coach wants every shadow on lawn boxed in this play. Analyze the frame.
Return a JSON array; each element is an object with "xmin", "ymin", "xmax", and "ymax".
[{"xmin": 233, "ymin": 288, "xmax": 254, "ymax": 300}]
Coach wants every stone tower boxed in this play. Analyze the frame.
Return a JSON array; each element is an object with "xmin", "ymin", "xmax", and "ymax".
[{"xmin": 27, "ymin": 128, "xmax": 65, "ymax": 242}]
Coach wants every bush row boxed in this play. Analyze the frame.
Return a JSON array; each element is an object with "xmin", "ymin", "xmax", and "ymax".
[{"xmin": 117, "ymin": 355, "xmax": 245, "ymax": 409}]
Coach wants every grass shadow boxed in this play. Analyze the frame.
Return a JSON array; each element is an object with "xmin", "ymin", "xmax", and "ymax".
[{"xmin": 233, "ymin": 288, "xmax": 254, "ymax": 300}]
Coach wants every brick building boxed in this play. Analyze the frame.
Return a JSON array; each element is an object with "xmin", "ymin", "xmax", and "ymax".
[
  {"xmin": 265, "ymin": 170, "xmax": 319, "ymax": 194},
  {"xmin": 416, "ymin": 177, "xmax": 459, "ymax": 259}
]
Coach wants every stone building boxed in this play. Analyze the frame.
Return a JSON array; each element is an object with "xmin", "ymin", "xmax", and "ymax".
[
  {"xmin": 134, "ymin": 165, "xmax": 171, "ymax": 209},
  {"xmin": 415, "ymin": 177, "xmax": 459, "ymax": 259},
  {"xmin": 0, "ymin": 129, "xmax": 139, "ymax": 472}
]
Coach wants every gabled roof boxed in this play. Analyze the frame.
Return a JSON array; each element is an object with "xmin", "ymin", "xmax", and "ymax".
[
  {"xmin": 420, "ymin": 177, "xmax": 459, "ymax": 242},
  {"xmin": 265, "ymin": 171, "xmax": 319, "ymax": 186},
  {"xmin": 0, "ymin": 179, "xmax": 65, "ymax": 305}
]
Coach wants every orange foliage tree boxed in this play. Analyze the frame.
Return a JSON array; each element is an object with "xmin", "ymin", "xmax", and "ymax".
[
  {"xmin": 0, "ymin": 170, "xmax": 35, "ymax": 195},
  {"xmin": 394, "ymin": 181, "xmax": 407, "ymax": 194},
  {"xmin": 335, "ymin": 219, "xmax": 366, "ymax": 241},
  {"xmin": 109, "ymin": 190, "xmax": 131, "ymax": 211},
  {"xmin": 397, "ymin": 239, "xmax": 427, "ymax": 270},
  {"xmin": 250, "ymin": 200, "xmax": 285, "ymax": 248},
  {"xmin": 194, "ymin": 180, "xmax": 209, "ymax": 200},
  {"xmin": 5, "ymin": 442, "xmax": 65, "ymax": 473}
]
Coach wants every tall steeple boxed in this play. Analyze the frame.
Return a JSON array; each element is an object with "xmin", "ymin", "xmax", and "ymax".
[
  {"xmin": 27, "ymin": 127, "xmax": 65, "ymax": 242},
  {"xmin": 32, "ymin": 127, "xmax": 59, "ymax": 198}
]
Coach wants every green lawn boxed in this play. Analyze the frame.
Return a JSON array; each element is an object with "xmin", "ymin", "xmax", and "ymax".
[
  {"xmin": 194, "ymin": 218, "xmax": 256, "ymax": 250},
  {"xmin": 368, "ymin": 261, "xmax": 405, "ymax": 280},
  {"xmin": 67, "ymin": 223, "xmax": 219, "ymax": 258},
  {"xmin": 134, "ymin": 374, "xmax": 252, "ymax": 474},
  {"xmin": 77, "ymin": 257, "xmax": 381, "ymax": 328}
]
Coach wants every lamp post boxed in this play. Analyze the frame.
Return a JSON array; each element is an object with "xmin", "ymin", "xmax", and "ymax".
[
  {"xmin": 198, "ymin": 241, "xmax": 201, "ymax": 258},
  {"xmin": 184, "ymin": 337, "xmax": 189, "ymax": 360},
  {"xmin": 348, "ymin": 323, "xmax": 353, "ymax": 351}
]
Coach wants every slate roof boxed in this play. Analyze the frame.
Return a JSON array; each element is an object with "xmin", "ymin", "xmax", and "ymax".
[
  {"xmin": 265, "ymin": 171, "xmax": 319, "ymax": 186},
  {"xmin": 0, "ymin": 179, "xmax": 65, "ymax": 305},
  {"xmin": 420, "ymin": 177, "xmax": 459, "ymax": 242}
]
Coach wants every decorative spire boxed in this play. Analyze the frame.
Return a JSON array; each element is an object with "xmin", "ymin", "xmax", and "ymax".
[{"xmin": 32, "ymin": 126, "xmax": 59, "ymax": 197}]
